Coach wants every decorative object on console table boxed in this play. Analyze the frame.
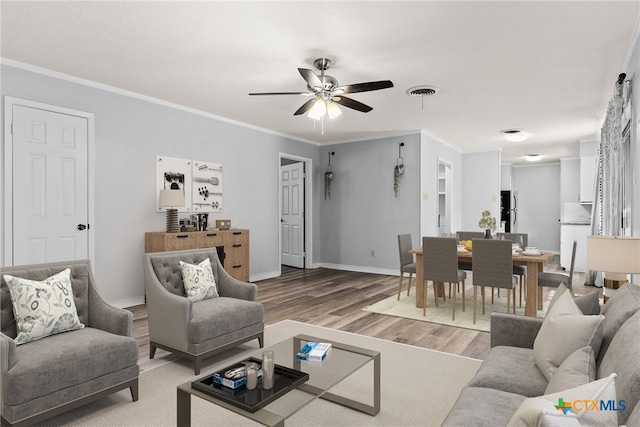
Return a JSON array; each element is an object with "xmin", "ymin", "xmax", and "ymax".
[
  {"xmin": 587, "ymin": 235, "xmax": 640, "ymax": 302},
  {"xmin": 216, "ymin": 219, "xmax": 231, "ymax": 230},
  {"xmin": 144, "ymin": 229, "xmax": 250, "ymax": 281},
  {"xmin": 159, "ymin": 189, "xmax": 185, "ymax": 233}
]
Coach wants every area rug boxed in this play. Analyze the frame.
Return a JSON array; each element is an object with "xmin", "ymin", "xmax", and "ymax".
[
  {"xmin": 364, "ymin": 284, "xmax": 550, "ymax": 332},
  {"xmin": 35, "ymin": 320, "xmax": 481, "ymax": 427}
]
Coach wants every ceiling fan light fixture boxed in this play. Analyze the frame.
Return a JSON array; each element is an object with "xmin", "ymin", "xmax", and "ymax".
[
  {"xmin": 308, "ymin": 98, "xmax": 326, "ymax": 120},
  {"xmin": 327, "ymin": 101, "xmax": 342, "ymax": 119}
]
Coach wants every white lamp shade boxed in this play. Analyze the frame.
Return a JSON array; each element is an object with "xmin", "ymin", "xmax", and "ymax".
[
  {"xmin": 587, "ymin": 235, "xmax": 640, "ymax": 274},
  {"xmin": 327, "ymin": 101, "xmax": 342, "ymax": 119},
  {"xmin": 158, "ymin": 189, "xmax": 185, "ymax": 208},
  {"xmin": 308, "ymin": 98, "xmax": 327, "ymax": 120}
]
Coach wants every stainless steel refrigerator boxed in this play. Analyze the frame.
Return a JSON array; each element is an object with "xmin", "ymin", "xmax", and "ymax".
[{"xmin": 500, "ymin": 190, "xmax": 518, "ymax": 232}]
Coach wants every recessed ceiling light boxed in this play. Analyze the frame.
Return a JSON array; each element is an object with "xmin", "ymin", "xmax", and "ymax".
[
  {"xmin": 525, "ymin": 154, "xmax": 542, "ymax": 162},
  {"xmin": 500, "ymin": 129, "xmax": 528, "ymax": 142}
]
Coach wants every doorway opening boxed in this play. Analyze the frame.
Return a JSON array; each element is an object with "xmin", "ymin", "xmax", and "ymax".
[{"xmin": 279, "ymin": 153, "xmax": 312, "ymax": 272}]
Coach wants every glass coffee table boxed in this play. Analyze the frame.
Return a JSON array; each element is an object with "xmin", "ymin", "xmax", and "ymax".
[{"xmin": 177, "ymin": 334, "xmax": 380, "ymax": 426}]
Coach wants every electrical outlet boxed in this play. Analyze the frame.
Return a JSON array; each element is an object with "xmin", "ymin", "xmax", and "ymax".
[
  {"xmin": 370, "ymin": 250, "xmax": 375, "ymax": 257},
  {"xmin": 422, "ymin": 192, "xmax": 428, "ymax": 200}
]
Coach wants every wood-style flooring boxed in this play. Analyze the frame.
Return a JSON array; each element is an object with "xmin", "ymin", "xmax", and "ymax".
[{"xmin": 127, "ymin": 261, "xmax": 600, "ymax": 364}]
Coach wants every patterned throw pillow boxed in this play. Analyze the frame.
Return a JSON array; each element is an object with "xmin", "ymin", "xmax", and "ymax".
[
  {"xmin": 179, "ymin": 258, "xmax": 219, "ymax": 302},
  {"xmin": 3, "ymin": 268, "xmax": 84, "ymax": 345}
]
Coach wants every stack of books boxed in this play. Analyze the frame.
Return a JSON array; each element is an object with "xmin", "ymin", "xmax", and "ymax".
[{"xmin": 296, "ymin": 342, "xmax": 332, "ymax": 361}]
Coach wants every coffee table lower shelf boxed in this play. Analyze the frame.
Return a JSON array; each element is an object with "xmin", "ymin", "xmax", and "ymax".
[{"xmin": 176, "ymin": 334, "xmax": 380, "ymax": 427}]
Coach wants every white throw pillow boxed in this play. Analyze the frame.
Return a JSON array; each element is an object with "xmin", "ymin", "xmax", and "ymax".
[
  {"xmin": 179, "ymin": 258, "xmax": 219, "ymax": 302},
  {"xmin": 545, "ymin": 346, "xmax": 596, "ymax": 394},
  {"xmin": 508, "ymin": 374, "xmax": 619, "ymax": 427},
  {"xmin": 533, "ymin": 290, "xmax": 604, "ymax": 380},
  {"xmin": 3, "ymin": 268, "xmax": 84, "ymax": 345}
]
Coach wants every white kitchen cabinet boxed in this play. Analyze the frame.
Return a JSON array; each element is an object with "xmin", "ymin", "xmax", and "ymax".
[
  {"xmin": 579, "ymin": 156, "xmax": 596, "ymax": 203},
  {"xmin": 560, "ymin": 224, "xmax": 590, "ymax": 272}
]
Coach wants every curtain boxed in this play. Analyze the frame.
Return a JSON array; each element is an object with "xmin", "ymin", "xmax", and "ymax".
[{"xmin": 587, "ymin": 76, "xmax": 629, "ymax": 286}]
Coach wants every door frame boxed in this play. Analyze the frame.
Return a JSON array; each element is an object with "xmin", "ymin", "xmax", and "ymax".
[
  {"xmin": 278, "ymin": 153, "xmax": 313, "ymax": 272},
  {"xmin": 2, "ymin": 96, "xmax": 96, "ymax": 266}
]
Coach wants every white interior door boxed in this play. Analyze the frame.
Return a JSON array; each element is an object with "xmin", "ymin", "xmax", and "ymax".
[
  {"xmin": 281, "ymin": 162, "xmax": 304, "ymax": 268},
  {"xmin": 10, "ymin": 104, "xmax": 89, "ymax": 265}
]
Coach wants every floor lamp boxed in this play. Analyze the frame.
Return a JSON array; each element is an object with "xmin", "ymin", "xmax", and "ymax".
[
  {"xmin": 587, "ymin": 235, "xmax": 640, "ymax": 300},
  {"xmin": 159, "ymin": 189, "xmax": 185, "ymax": 233}
]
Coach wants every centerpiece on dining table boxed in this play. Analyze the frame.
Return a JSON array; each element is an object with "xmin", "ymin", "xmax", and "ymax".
[{"xmin": 478, "ymin": 210, "xmax": 497, "ymax": 239}]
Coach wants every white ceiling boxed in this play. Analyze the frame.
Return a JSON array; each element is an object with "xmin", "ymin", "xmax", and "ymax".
[{"xmin": 2, "ymin": 1, "xmax": 639, "ymax": 164}]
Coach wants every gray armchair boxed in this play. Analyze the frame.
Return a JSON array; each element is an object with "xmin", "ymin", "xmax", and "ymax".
[
  {"xmin": 0, "ymin": 260, "xmax": 139, "ymax": 427},
  {"xmin": 143, "ymin": 248, "xmax": 264, "ymax": 375}
]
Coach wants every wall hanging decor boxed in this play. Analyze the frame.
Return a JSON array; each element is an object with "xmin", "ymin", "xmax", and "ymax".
[
  {"xmin": 156, "ymin": 156, "xmax": 223, "ymax": 213},
  {"xmin": 325, "ymin": 152, "xmax": 334, "ymax": 199},
  {"xmin": 394, "ymin": 142, "xmax": 405, "ymax": 197}
]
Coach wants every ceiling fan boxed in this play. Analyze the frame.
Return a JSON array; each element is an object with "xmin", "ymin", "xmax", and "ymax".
[{"xmin": 249, "ymin": 58, "xmax": 394, "ymax": 119}]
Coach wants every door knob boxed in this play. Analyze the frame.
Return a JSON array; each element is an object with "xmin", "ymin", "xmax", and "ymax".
[{"xmin": 77, "ymin": 224, "xmax": 87, "ymax": 231}]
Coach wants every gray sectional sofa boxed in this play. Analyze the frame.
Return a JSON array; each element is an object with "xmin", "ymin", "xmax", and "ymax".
[{"xmin": 443, "ymin": 283, "xmax": 640, "ymax": 426}]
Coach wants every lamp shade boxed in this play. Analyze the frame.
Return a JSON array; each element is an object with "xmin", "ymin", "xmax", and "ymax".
[
  {"xmin": 587, "ymin": 235, "xmax": 640, "ymax": 274},
  {"xmin": 158, "ymin": 189, "xmax": 185, "ymax": 208}
]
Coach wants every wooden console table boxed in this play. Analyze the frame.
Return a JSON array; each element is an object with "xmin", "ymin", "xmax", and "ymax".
[{"xmin": 145, "ymin": 229, "xmax": 250, "ymax": 281}]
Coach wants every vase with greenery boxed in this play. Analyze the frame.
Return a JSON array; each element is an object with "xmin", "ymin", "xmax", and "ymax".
[
  {"xmin": 393, "ymin": 164, "xmax": 404, "ymax": 197},
  {"xmin": 478, "ymin": 210, "xmax": 497, "ymax": 238}
]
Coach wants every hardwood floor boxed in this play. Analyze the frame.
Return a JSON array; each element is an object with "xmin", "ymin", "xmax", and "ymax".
[
  {"xmin": 127, "ymin": 259, "xmax": 601, "ymax": 365},
  {"xmin": 127, "ymin": 266, "xmax": 491, "ymax": 364}
]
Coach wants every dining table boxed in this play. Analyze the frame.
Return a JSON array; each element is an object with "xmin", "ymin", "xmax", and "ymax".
[{"xmin": 409, "ymin": 247, "xmax": 551, "ymax": 317}]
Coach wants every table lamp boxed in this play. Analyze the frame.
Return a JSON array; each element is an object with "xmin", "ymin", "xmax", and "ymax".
[
  {"xmin": 159, "ymin": 189, "xmax": 185, "ymax": 233},
  {"xmin": 587, "ymin": 235, "xmax": 640, "ymax": 288}
]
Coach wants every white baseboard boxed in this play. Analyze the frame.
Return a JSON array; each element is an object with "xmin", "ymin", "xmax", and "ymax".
[
  {"xmin": 250, "ymin": 270, "xmax": 281, "ymax": 282},
  {"xmin": 318, "ymin": 263, "xmax": 398, "ymax": 277},
  {"xmin": 111, "ymin": 297, "xmax": 146, "ymax": 309}
]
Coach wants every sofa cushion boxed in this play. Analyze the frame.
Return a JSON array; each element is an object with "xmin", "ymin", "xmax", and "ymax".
[
  {"xmin": 179, "ymin": 258, "xmax": 219, "ymax": 301},
  {"xmin": 597, "ymin": 310, "xmax": 640, "ymax": 425},
  {"xmin": 596, "ymin": 282, "xmax": 640, "ymax": 365},
  {"xmin": 441, "ymin": 386, "xmax": 527, "ymax": 427},
  {"xmin": 150, "ymin": 249, "xmax": 222, "ymax": 297},
  {"xmin": 3, "ymin": 327, "xmax": 138, "ymax": 406},
  {"xmin": 188, "ymin": 297, "xmax": 264, "ymax": 344},
  {"xmin": 467, "ymin": 345, "xmax": 548, "ymax": 397},
  {"xmin": 548, "ymin": 283, "xmax": 600, "ymax": 315},
  {"xmin": 533, "ymin": 289, "xmax": 604, "ymax": 380},
  {"xmin": 508, "ymin": 374, "xmax": 618, "ymax": 427},
  {"xmin": 3, "ymin": 269, "xmax": 84, "ymax": 345},
  {"xmin": 1, "ymin": 263, "xmax": 90, "ymax": 338},
  {"xmin": 545, "ymin": 346, "xmax": 595, "ymax": 394}
]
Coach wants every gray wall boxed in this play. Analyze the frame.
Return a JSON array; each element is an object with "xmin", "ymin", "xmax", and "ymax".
[
  {"xmin": 512, "ymin": 163, "xmax": 562, "ymax": 252},
  {"xmin": 318, "ymin": 134, "xmax": 422, "ymax": 272},
  {"xmin": 1, "ymin": 63, "xmax": 320, "ymax": 306},
  {"xmin": 461, "ymin": 150, "xmax": 502, "ymax": 232}
]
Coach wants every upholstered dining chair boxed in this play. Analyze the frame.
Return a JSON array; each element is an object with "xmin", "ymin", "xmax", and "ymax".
[
  {"xmin": 471, "ymin": 239, "xmax": 518, "ymax": 324},
  {"xmin": 397, "ymin": 234, "xmax": 417, "ymax": 300},
  {"xmin": 422, "ymin": 237, "xmax": 467, "ymax": 320},
  {"xmin": 455, "ymin": 231, "xmax": 484, "ymax": 271},
  {"xmin": 497, "ymin": 232, "xmax": 529, "ymax": 307},
  {"xmin": 537, "ymin": 240, "xmax": 577, "ymax": 309}
]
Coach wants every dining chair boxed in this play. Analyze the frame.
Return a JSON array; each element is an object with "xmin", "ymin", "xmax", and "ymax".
[
  {"xmin": 497, "ymin": 232, "xmax": 529, "ymax": 307},
  {"xmin": 471, "ymin": 239, "xmax": 518, "ymax": 324},
  {"xmin": 397, "ymin": 234, "xmax": 417, "ymax": 300},
  {"xmin": 455, "ymin": 231, "xmax": 484, "ymax": 272},
  {"xmin": 422, "ymin": 237, "xmax": 467, "ymax": 320},
  {"xmin": 537, "ymin": 240, "xmax": 577, "ymax": 309}
]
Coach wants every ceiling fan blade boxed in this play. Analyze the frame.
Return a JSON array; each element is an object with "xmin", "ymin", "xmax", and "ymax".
[
  {"xmin": 249, "ymin": 92, "xmax": 313, "ymax": 96},
  {"xmin": 333, "ymin": 96, "xmax": 373, "ymax": 113},
  {"xmin": 293, "ymin": 98, "xmax": 317, "ymax": 116},
  {"xmin": 298, "ymin": 68, "xmax": 323, "ymax": 89},
  {"xmin": 336, "ymin": 80, "xmax": 394, "ymax": 94}
]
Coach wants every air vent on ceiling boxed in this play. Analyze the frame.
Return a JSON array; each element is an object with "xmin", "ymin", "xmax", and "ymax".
[{"xmin": 406, "ymin": 85, "xmax": 440, "ymax": 97}]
